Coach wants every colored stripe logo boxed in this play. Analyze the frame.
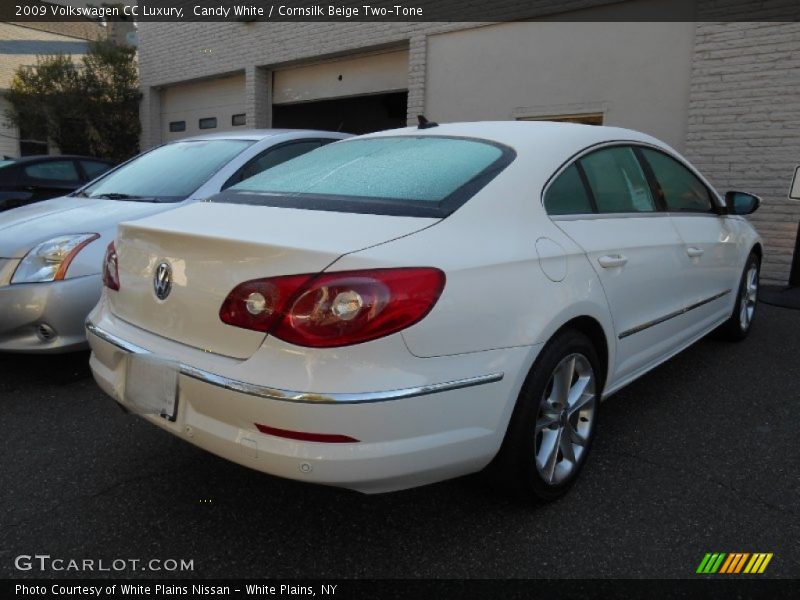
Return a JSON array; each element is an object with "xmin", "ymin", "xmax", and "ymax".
[{"xmin": 696, "ymin": 553, "xmax": 773, "ymax": 574}]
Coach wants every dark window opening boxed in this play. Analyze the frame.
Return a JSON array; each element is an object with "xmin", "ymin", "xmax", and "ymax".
[
  {"xmin": 199, "ymin": 117, "xmax": 217, "ymax": 130},
  {"xmin": 169, "ymin": 121, "xmax": 186, "ymax": 132},
  {"xmin": 272, "ymin": 91, "xmax": 408, "ymax": 135},
  {"xmin": 231, "ymin": 113, "xmax": 246, "ymax": 126},
  {"xmin": 520, "ymin": 113, "xmax": 604, "ymax": 126}
]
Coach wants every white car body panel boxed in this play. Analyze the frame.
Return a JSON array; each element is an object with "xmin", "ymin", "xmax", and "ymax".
[
  {"xmin": 86, "ymin": 121, "xmax": 762, "ymax": 493},
  {"xmin": 112, "ymin": 203, "xmax": 436, "ymax": 359}
]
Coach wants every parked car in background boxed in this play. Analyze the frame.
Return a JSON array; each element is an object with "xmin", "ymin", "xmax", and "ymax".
[
  {"xmin": 0, "ymin": 129, "xmax": 349, "ymax": 353},
  {"xmin": 86, "ymin": 121, "xmax": 762, "ymax": 500},
  {"xmin": 0, "ymin": 155, "xmax": 115, "ymax": 211}
]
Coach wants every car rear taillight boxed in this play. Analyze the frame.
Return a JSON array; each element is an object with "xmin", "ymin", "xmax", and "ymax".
[
  {"xmin": 102, "ymin": 241, "xmax": 120, "ymax": 291},
  {"xmin": 219, "ymin": 268, "xmax": 445, "ymax": 347}
]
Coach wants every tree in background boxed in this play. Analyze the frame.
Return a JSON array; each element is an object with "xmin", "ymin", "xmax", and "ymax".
[{"xmin": 4, "ymin": 41, "xmax": 141, "ymax": 162}]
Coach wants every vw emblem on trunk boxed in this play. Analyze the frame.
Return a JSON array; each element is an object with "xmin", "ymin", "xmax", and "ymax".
[{"xmin": 153, "ymin": 262, "xmax": 172, "ymax": 300}]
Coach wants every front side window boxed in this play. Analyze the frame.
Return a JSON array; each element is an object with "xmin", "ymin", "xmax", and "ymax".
[
  {"xmin": 544, "ymin": 164, "xmax": 594, "ymax": 215},
  {"xmin": 640, "ymin": 148, "xmax": 714, "ymax": 213},
  {"xmin": 579, "ymin": 147, "xmax": 656, "ymax": 213},
  {"xmin": 80, "ymin": 160, "xmax": 112, "ymax": 180},
  {"xmin": 80, "ymin": 139, "xmax": 252, "ymax": 201},
  {"xmin": 223, "ymin": 136, "xmax": 514, "ymax": 217}
]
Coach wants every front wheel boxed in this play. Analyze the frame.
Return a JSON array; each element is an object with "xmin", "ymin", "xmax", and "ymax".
[
  {"xmin": 717, "ymin": 252, "xmax": 760, "ymax": 342},
  {"xmin": 490, "ymin": 330, "xmax": 601, "ymax": 502}
]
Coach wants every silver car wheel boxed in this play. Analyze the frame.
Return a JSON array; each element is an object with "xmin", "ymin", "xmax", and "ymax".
[
  {"xmin": 534, "ymin": 353, "xmax": 597, "ymax": 486},
  {"xmin": 739, "ymin": 265, "xmax": 758, "ymax": 331}
]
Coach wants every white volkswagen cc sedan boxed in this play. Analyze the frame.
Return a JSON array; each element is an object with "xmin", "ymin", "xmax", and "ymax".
[{"xmin": 87, "ymin": 121, "xmax": 762, "ymax": 500}]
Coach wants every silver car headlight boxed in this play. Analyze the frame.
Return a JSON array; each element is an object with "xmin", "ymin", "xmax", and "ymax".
[{"xmin": 11, "ymin": 233, "xmax": 100, "ymax": 284}]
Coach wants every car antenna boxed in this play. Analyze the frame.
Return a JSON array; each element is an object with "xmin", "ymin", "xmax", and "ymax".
[{"xmin": 417, "ymin": 115, "xmax": 438, "ymax": 129}]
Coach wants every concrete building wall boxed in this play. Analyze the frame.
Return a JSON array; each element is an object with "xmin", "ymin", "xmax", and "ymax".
[
  {"xmin": 684, "ymin": 22, "xmax": 800, "ymax": 285},
  {"xmin": 135, "ymin": 0, "xmax": 627, "ymax": 148},
  {"xmin": 425, "ymin": 21, "xmax": 695, "ymax": 151}
]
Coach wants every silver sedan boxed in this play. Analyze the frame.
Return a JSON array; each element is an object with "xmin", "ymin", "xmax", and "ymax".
[{"xmin": 0, "ymin": 129, "xmax": 349, "ymax": 353}]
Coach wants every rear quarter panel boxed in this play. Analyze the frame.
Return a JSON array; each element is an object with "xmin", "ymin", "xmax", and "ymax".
[{"xmin": 328, "ymin": 162, "xmax": 616, "ymax": 375}]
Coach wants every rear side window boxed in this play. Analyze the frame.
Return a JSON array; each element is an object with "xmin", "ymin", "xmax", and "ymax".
[
  {"xmin": 580, "ymin": 147, "xmax": 656, "ymax": 213},
  {"xmin": 640, "ymin": 148, "xmax": 714, "ymax": 213},
  {"xmin": 224, "ymin": 136, "xmax": 514, "ymax": 217},
  {"xmin": 224, "ymin": 140, "xmax": 328, "ymax": 189},
  {"xmin": 80, "ymin": 160, "xmax": 112, "ymax": 180},
  {"xmin": 23, "ymin": 160, "xmax": 80, "ymax": 183},
  {"xmin": 544, "ymin": 164, "xmax": 593, "ymax": 215}
]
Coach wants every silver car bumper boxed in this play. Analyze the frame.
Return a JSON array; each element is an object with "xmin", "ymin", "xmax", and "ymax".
[{"xmin": 0, "ymin": 274, "xmax": 102, "ymax": 353}]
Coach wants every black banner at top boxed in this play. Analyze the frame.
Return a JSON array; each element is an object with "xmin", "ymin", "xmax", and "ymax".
[{"xmin": 2, "ymin": 0, "xmax": 800, "ymax": 23}]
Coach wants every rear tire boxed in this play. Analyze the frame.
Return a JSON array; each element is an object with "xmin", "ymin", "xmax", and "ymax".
[
  {"xmin": 489, "ymin": 330, "xmax": 601, "ymax": 502},
  {"xmin": 716, "ymin": 252, "xmax": 760, "ymax": 342}
]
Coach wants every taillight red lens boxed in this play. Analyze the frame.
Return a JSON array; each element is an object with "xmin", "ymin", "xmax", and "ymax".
[
  {"xmin": 102, "ymin": 241, "xmax": 120, "ymax": 291},
  {"xmin": 219, "ymin": 273, "xmax": 313, "ymax": 333},
  {"xmin": 219, "ymin": 268, "xmax": 445, "ymax": 347}
]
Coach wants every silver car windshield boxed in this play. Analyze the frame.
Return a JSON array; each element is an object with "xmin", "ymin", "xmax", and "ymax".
[{"xmin": 80, "ymin": 139, "xmax": 253, "ymax": 202}]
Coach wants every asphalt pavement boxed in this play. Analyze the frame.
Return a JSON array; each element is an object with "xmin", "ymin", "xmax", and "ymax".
[{"xmin": 1, "ymin": 304, "xmax": 798, "ymax": 579}]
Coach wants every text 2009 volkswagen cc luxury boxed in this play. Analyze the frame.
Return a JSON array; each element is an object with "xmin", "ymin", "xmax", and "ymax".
[{"xmin": 87, "ymin": 121, "xmax": 762, "ymax": 500}]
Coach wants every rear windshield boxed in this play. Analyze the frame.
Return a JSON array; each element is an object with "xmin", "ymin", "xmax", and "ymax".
[
  {"xmin": 218, "ymin": 136, "xmax": 514, "ymax": 217},
  {"xmin": 80, "ymin": 139, "xmax": 253, "ymax": 202}
]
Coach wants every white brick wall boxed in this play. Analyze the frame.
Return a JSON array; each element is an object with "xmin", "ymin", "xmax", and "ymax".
[{"xmin": 685, "ymin": 22, "xmax": 800, "ymax": 285}]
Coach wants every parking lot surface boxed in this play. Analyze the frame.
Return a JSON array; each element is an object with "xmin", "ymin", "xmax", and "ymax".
[{"xmin": 1, "ymin": 304, "xmax": 798, "ymax": 579}]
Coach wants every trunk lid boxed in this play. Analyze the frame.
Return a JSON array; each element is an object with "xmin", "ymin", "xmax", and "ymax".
[{"xmin": 111, "ymin": 202, "xmax": 437, "ymax": 359}]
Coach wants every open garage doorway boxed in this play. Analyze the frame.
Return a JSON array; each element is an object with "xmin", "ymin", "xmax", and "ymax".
[{"xmin": 272, "ymin": 91, "xmax": 408, "ymax": 134}]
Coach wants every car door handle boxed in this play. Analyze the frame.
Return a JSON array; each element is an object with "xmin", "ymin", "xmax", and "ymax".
[
  {"xmin": 686, "ymin": 247, "xmax": 705, "ymax": 258},
  {"xmin": 598, "ymin": 254, "xmax": 628, "ymax": 268}
]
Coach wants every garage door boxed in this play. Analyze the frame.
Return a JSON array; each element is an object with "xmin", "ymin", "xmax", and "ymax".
[
  {"xmin": 272, "ymin": 51, "xmax": 408, "ymax": 134},
  {"xmin": 161, "ymin": 74, "xmax": 246, "ymax": 142}
]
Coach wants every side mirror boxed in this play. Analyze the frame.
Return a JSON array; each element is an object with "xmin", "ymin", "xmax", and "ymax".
[
  {"xmin": 790, "ymin": 165, "xmax": 800, "ymax": 200},
  {"xmin": 725, "ymin": 191, "xmax": 761, "ymax": 216}
]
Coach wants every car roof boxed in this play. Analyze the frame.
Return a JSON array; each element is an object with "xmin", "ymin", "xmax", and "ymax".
[
  {"xmin": 177, "ymin": 129, "xmax": 350, "ymax": 142},
  {"xmin": 358, "ymin": 120, "xmax": 669, "ymax": 155}
]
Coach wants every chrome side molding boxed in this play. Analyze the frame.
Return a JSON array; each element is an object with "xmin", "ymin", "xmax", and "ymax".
[
  {"xmin": 86, "ymin": 321, "xmax": 504, "ymax": 404},
  {"xmin": 618, "ymin": 289, "xmax": 732, "ymax": 340}
]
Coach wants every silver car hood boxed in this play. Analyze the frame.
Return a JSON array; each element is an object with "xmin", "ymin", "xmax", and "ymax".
[{"xmin": 0, "ymin": 196, "xmax": 177, "ymax": 257}]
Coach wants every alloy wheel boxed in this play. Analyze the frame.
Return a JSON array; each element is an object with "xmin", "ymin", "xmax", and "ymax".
[
  {"xmin": 534, "ymin": 353, "xmax": 597, "ymax": 485},
  {"xmin": 739, "ymin": 265, "xmax": 758, "ymax": 331}
]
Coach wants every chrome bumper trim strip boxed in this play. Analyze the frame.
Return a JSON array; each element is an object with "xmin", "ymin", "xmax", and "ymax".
[{"xmin": 86, "ymin": 321, "xmax": 504, "ymax": 404}]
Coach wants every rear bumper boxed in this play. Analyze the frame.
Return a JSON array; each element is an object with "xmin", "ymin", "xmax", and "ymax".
[
  {"xmin": 0, "ymin": 274, "xmax": 101, "ymax": 353},
  {"xmin": 87, "ymin": 321, "xmax": 503, "ymax": 404},
  {"xmin": 86, "ymin": 309, "xmax": 539, "ymax": 493}
]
